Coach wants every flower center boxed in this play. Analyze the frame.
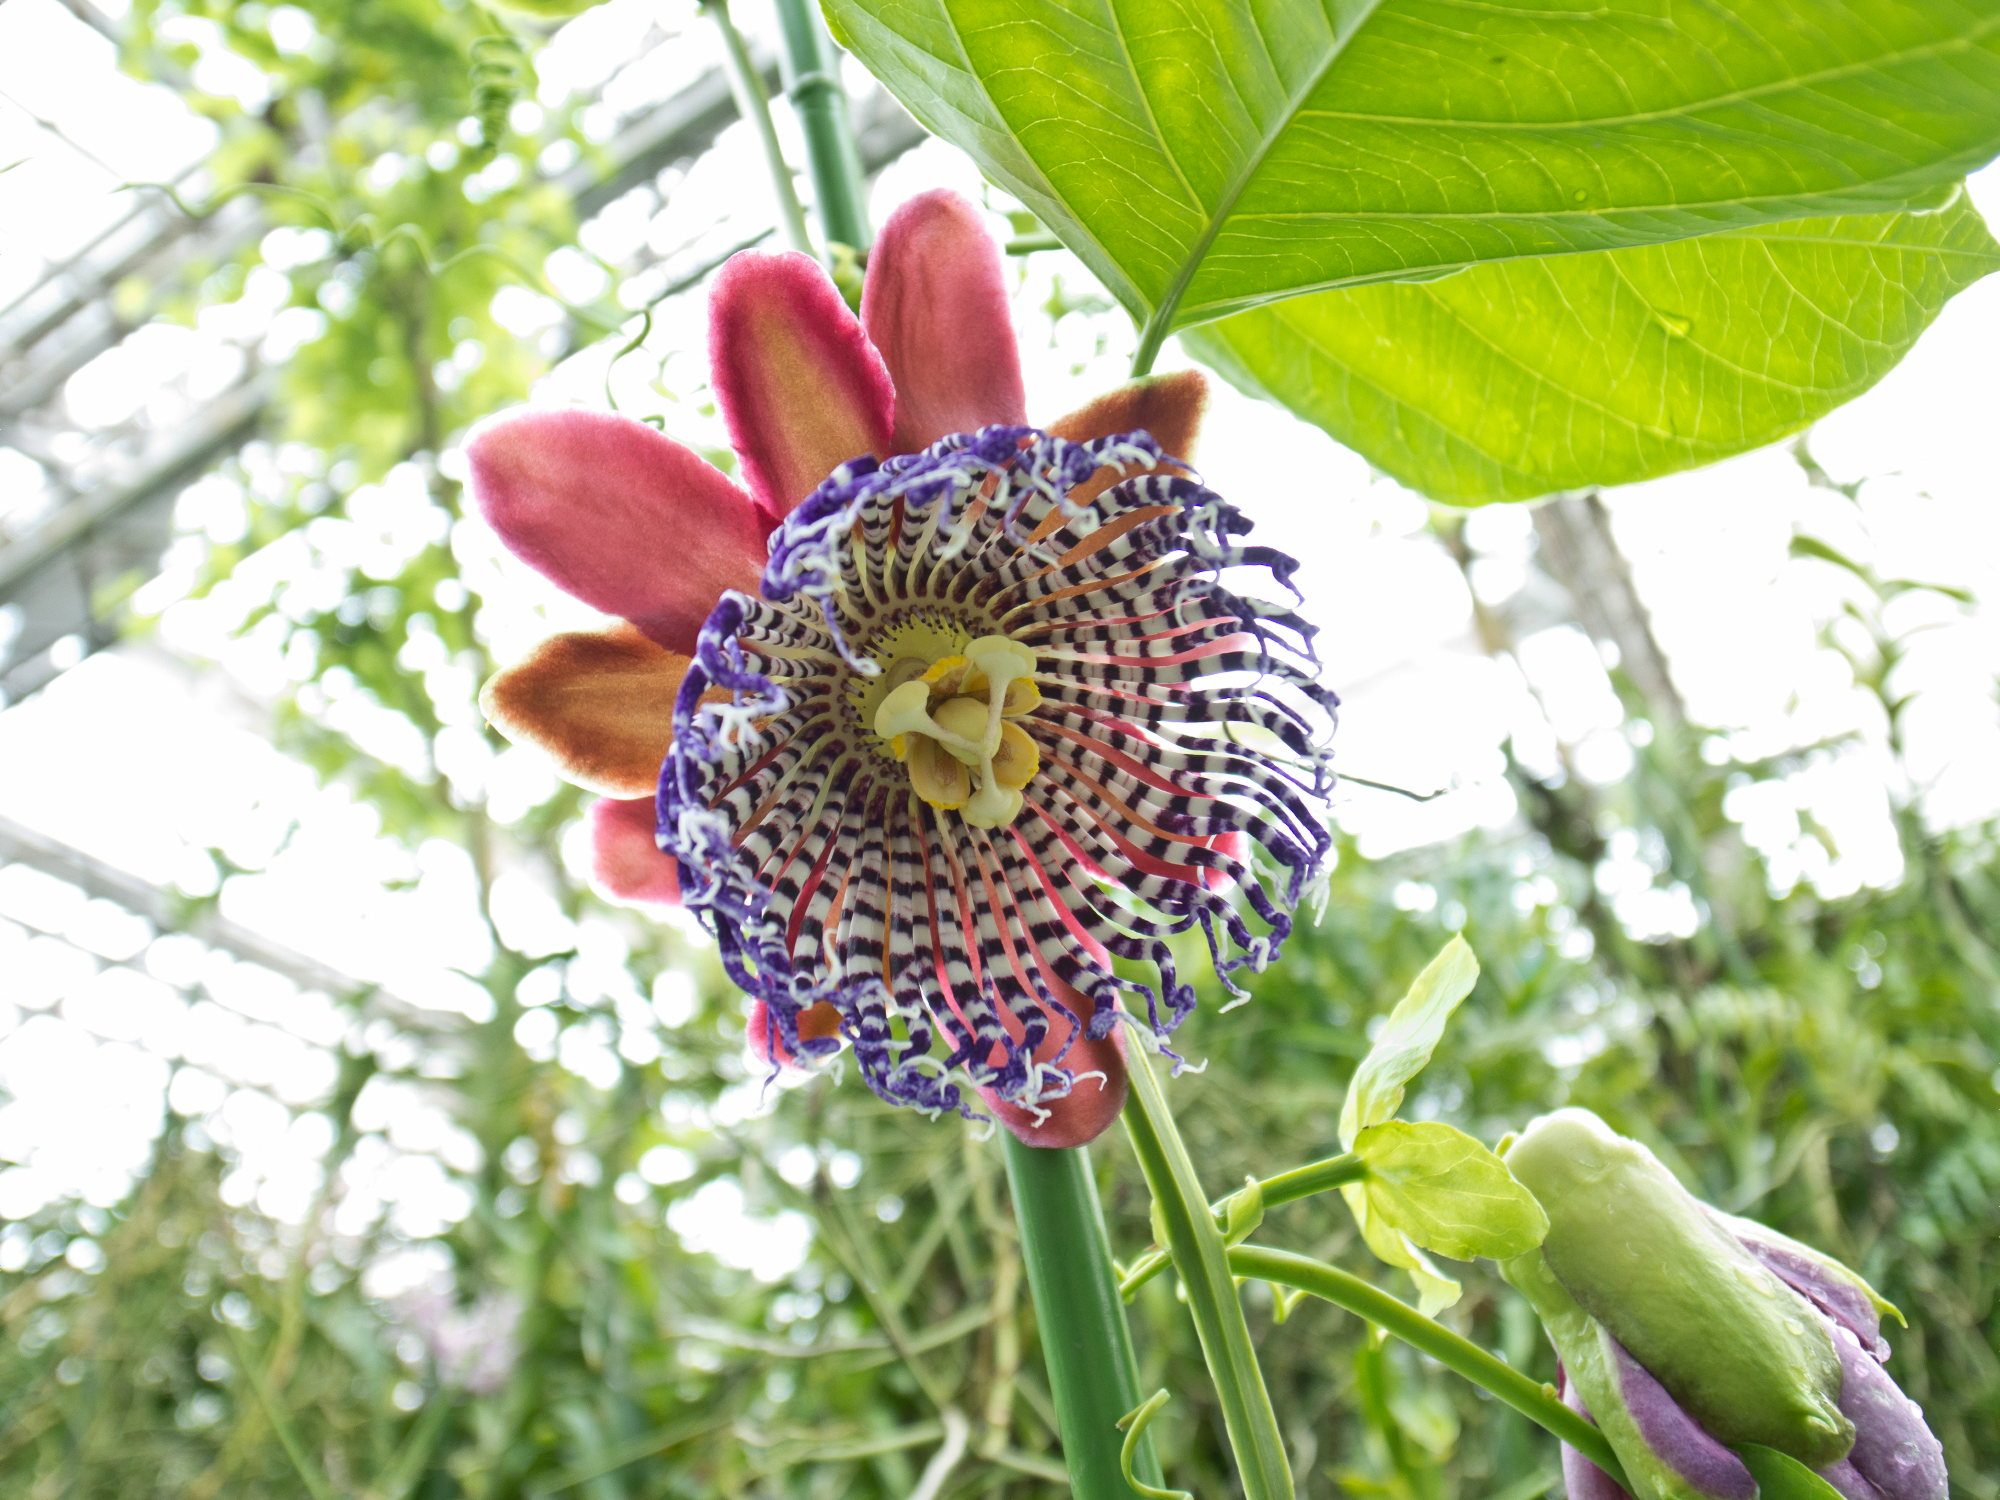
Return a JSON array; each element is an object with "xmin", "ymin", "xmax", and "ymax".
[{"xmin": 868, "ymin": 632, "xmax": 1042, "ymax": 829}]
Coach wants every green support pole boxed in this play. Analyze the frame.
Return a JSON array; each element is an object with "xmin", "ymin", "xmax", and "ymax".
[{"xmin": 771, "ymin": 0, "xmax": 872, "ymax": 253}]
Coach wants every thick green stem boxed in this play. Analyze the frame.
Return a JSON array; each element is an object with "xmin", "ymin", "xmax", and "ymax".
[
  {"xmin": 1121, "ymin": 1151, "xmax": 1366, "ymax": 1295},
  {"xmin": 1227, "ymin": 1243, "xmax": 1632, "ymax": 1493},
  {"xmin": 1122, "ymin": 1052, "xmax": 1296, "ymax": 1500},
  {"xmin": 1001, "ymin": 1138, "xmax": 1162, "ymax": 1500},
  {"xmin": 1129, "ymin": 315, "xmax": 1170, "ymax": 379},
  {"xmin": 772, "ymin": 0, "xmax": 871, "ymax": 253},
  {"xmin": 701, "ymin": 0, "xmax": 814, "ymax": 256}
]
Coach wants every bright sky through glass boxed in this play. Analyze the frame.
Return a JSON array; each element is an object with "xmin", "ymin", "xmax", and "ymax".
[{"xmin": 1, "ymin": 0, "xmax": 1995, "ymax": 1290}]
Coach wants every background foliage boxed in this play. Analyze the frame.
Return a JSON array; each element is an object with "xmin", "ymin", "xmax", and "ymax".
[{"xmin": 0, "ymin": 3, "xmax": 1993, "ymax": 1498}]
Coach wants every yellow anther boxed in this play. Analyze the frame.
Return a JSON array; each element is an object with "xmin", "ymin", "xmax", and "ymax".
[
  {"xmin": 868, "ymin": 630, "xmax": 1039, "ymax": 827},
  {"xmin": 989, "ymin": 720, "xmax": 1039, "ymax": 790},
  {"xmin": 998, "ymin": 678, "xmax": 1040, "ymax": 716},
  {"xmin": 920, "ymin": 655, "xmax": 973, "ymax": 695},
  {"xmin": 907, "ymin": 736, "xmax": 971, "ymax": 810}
]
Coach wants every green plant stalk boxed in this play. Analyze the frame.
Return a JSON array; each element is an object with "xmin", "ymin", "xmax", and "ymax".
[
  {"xmin": 1121, "ymin": 1150, "xmax": 1366, "ymax": 1294},
  {"xmin": 1129, "ymin": 316, "xmax": 1170, "ymax": 380},
  {"xmin": 700, "ymin": 0, "xmax": 815, "ymax": 257},
  {"xmin": 1122, "ymin": 1051, "xmax": 1296, "ymax": 1499},
  {"xmin": 1001, "ymin": 1136, "xmax": 1163, "ymax": 1499},
  {"xmin": 1227, "ymin": 1243, "xmax": 1632, "ymax": 1492},
  {"xmin": 772, "ymin": 0, "xmax": 872, "ymax": 252}
]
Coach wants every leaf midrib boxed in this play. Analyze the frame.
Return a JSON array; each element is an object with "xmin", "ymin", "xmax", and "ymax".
[{"xmin": 1134, "ymin": 0, "xmax": 1387, "ymax": 356}]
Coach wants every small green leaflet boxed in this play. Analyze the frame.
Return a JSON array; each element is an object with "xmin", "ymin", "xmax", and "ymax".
[
  {"xmin": 1338, "ymin": 934, "xmax": 1478, "ymax": 1150},
  {"xmin": 1734, "ymin": 1445, "xmax": 1850, "ymax": 1500},
  {"xmin": 1354, "ymin": 1121, "xmax": 1548, "ymax": 1262},
  {"xmin": 1341, "ymin": 1176, "xmax": 1462, "ymax": 1316},
  {"xmin": 1335, "ymin": 935, "xmax": 1480, "ymax": 1312}
]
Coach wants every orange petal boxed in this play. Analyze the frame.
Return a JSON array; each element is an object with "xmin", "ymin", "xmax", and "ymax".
[
  {"xmin": 465, "ymin": 408, "xmax": 769, "ymax": 654},
  {"xmin": 710, "ymin": 250, "xmax": 895, "ymax": 517},
  {"xmin": 1051, "ymin": 369, "xmax": 1209, "ymax": 459},
  {"xmin": 863, "ymin": 190, "xmax": 1027, "ymax": 454},
  {"xmin": 587, "ymin": 796, "xmax": 680, "ymax": 907},
  {"xmin": 482, "ymin": 625, "xmax": 689, "ymax": 797},
  {"xmin": 1049, "ymin": 369, "xmax": 1210, "ymax": 510}
]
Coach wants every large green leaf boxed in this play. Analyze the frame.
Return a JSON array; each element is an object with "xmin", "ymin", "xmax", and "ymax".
[
  {"xmin": 1187, "ymin": 197, "xmax": 2000, "ymax": 503},
  {"xmin": 827, "ymin": 0, "xmax": 2000, "ymax": 342}
]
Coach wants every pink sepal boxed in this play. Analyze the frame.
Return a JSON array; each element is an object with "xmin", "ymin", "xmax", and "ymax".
[
  {"xmin": 466, "ymin": 409, "xmax": 769, "ymax": 655},
  {"xmin": 863, "ymin": 190, "xmax": 1027, "ymax": 454},
  {"xmin": 709, "ymin": 251, "xmax": 894, "ymax": 517},
  {"xmin": 983, "ymin": 979, "xmax": 1130, "ymax": 1148},
  {"xmin": 587, "ymin": 796, "xmax": 681, "ymax": 907}
]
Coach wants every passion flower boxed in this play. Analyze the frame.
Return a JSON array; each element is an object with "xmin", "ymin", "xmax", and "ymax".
[{"xmin": 471, "ymin": 192, "xmax": 1336, "ymax": 1145}]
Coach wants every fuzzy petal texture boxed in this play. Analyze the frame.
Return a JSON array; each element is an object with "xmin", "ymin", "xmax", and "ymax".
[
  {"xmin": 467, "ymin": 409, "xmax": 769, "ymax": 653},
  {"xmin": 482, "ymin": 625, "xmax": 691, "ymax": 797},
  {"xmin": 863, "ymin": 190, "xmax": 1027, "ymax": 454},
  {"xmin": 588, "ymin": 796, "xmax": 681, "ymax": 907},
  {"xmin": 710, "ymin": 250, "xmax": 894, "ymax": 516},
  {"xmin": 1050, "ymin": 369, "xmax": 1210, "ymax": 507},
  {"xmin": 1051, "ymin": 369, "xmax": 1209, "ymax": 460}
]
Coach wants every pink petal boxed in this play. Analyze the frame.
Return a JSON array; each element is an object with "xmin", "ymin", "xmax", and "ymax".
[
  {"xmin": 587, "ymin": 796, "xmax": 680, "ymax": 907},
  {"xmin": 863, "ymin": 190, "xmax": 1027, "ymax": 454},
  {"xmin": 709, "ymin": 251, "xmax": 894, "ymax": 516},
  {"xmin": 983, "ymin": 981, "xmax": 1130, "ymax": 1149},
  {"xmin": 466, "ymin": 409, "xmax": 769, "ymax": 654}
]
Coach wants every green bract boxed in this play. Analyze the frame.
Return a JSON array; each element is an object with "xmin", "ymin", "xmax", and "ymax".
[{"xmin": 1503, "ymin": 1110, "xmax": 1851, "ymax": 1467}]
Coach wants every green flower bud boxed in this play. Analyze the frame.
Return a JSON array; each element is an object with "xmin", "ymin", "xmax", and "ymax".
[{"xmin": 1503, "ymin": 1109, "xmax": 1852, "ymax": 1468}]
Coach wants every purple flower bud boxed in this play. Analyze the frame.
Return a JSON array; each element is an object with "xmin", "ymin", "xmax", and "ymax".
[{"xmin": 1501, "ymin": 1111, "xmax": 1948, "ymax": 1500}]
